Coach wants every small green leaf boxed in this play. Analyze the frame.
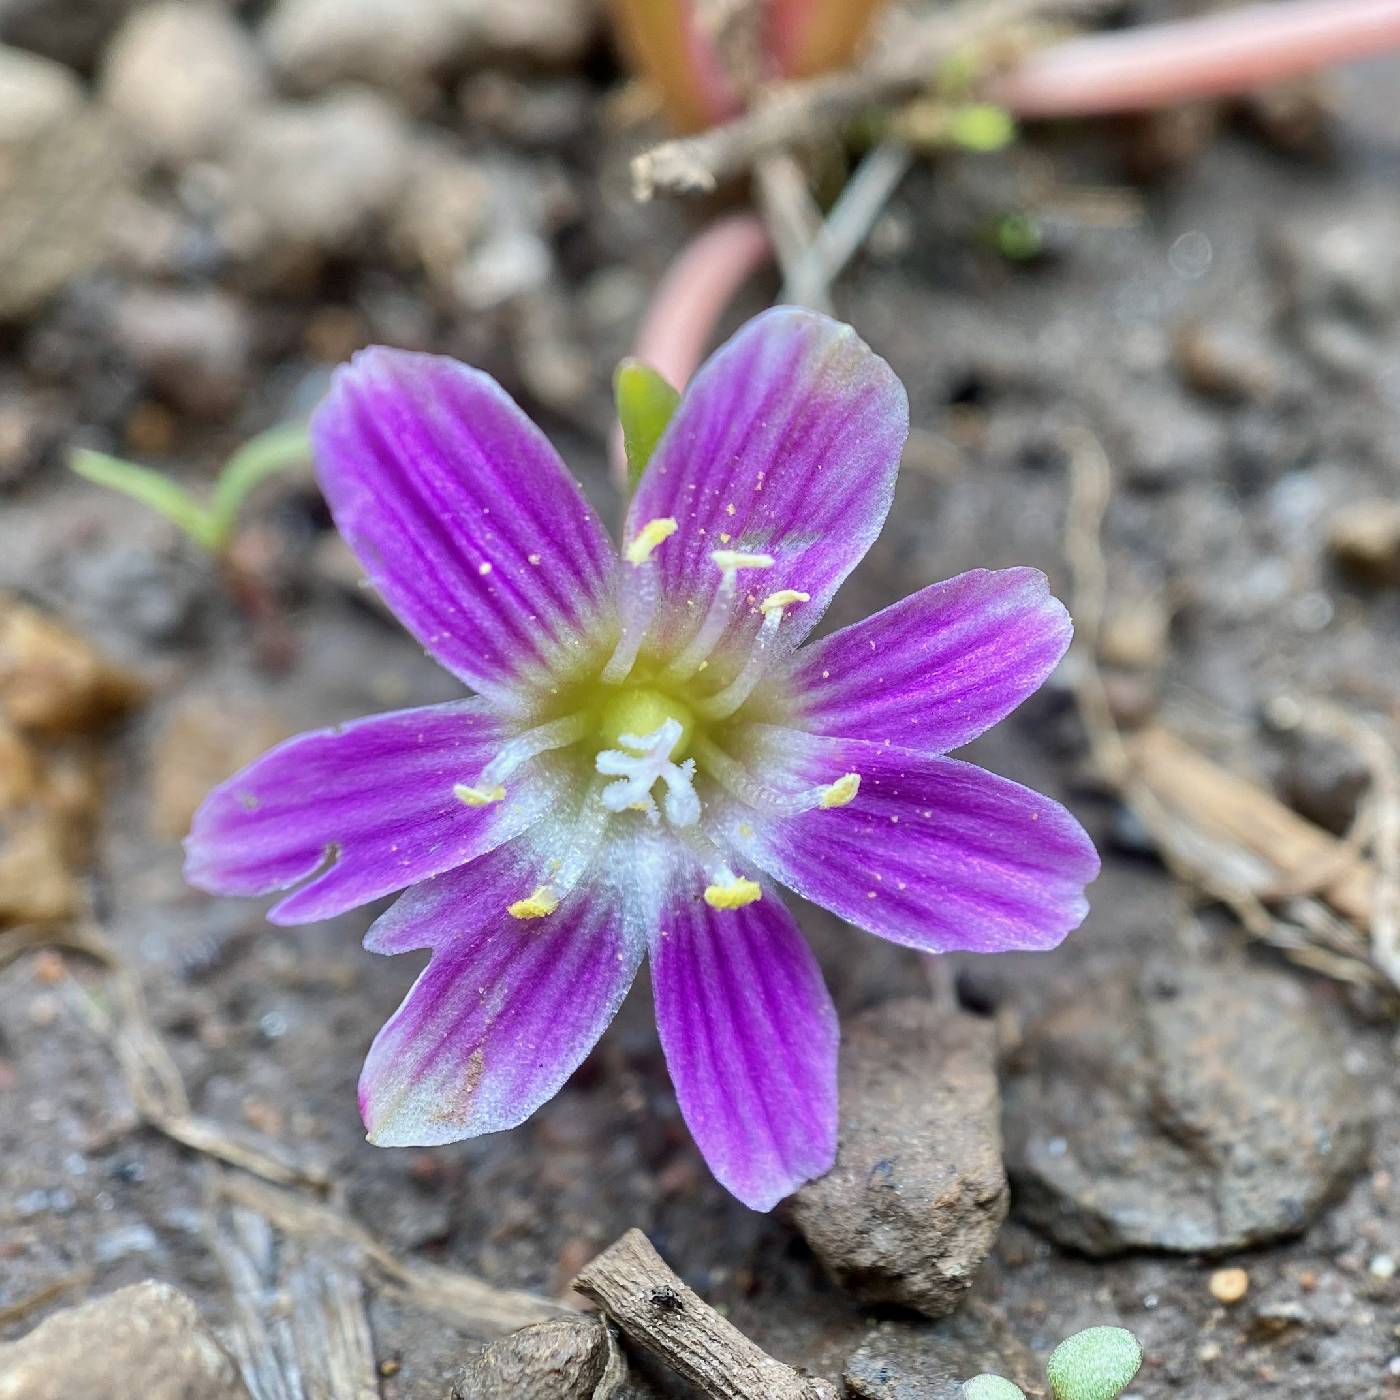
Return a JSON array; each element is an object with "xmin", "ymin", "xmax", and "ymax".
[
  {"xmin": 946, "ymin": 104, "xmax": 1016, "ymax": 153},
  {"xmin": 963, "ymin": 1375, "xmax": 1027, "ymax": 1400},
  {"xmin": 1046, "ymin": 1326, "xmax": 1142, "ymax": 1400},
  {"xmin": 70, "ymin": 449, "xmax": 218, "ymax": 551},
  {"xmin": 615, "ymin": 358, "xmax": 680, "ymax": 492},
  {"xmin": 208, "ymin": 422, "xmax": 311, "ymax": 548}
]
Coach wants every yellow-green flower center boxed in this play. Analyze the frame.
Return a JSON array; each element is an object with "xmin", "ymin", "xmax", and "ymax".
[{"xmin": 597, "ymin": 685, "xmax": 694, "ymax": 759}]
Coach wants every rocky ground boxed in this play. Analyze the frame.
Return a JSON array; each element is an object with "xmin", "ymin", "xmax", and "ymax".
[{"xmin": 2, "ymin": 2, "xmax": 1400, "ymax": 1397}]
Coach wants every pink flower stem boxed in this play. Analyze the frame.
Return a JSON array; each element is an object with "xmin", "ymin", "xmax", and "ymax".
[
  {"xmin": 612, "ymin": 211, "xmax": 773, "ymax": 486},
  {"xmin": 994, "ymin": 0, "xmax": 1400, "ymax": 117}
]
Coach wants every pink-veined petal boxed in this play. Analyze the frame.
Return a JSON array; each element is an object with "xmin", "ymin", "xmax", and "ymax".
[
  {"xmin": 719, "ymin": 731, "xmax": 1099, "ymax": 954},
  {"xmin": 358, "ymin": 824, "xmax": 678, "ymax": 1144},
  {"xmin": 184, "ymin": 701, "xmax": 556, "ymax": 925},
  {"xmin": 627, "ymin": 306, "xmax": 907, "ymax": 660},
  {"xmin": 651, "ymin": 881, "xmax": 838, "ymax": 1211},
  {"xmin": 312, "ymin": 347, "xmax": 617, "ymax": 708},
  {"xmin": 788, "ymin": 568, "xmax": 1072, "ymax": 755}
]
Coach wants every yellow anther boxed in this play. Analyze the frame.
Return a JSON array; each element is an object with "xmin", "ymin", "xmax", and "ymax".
[
  {"xmin": 759, "ymin": 588, "xmax": 809, "ymax": 614},
  {"xmin": 703, "ymin": 877, "xmax": 762, "ymax": 910},
  {"xmin": 625, "ymin": 517, "xmax": 678, "ymax": 565},
  {"xmin": 710, "ymin": 549, "xmax": 773, "ymax": 572},
  {"xmin": 454, "ymin": 783, "xmax": 505, "ymax": 807},
  {"xmin": 820, "ymin": 773, "xmax": 861, "ymax": 809},
  {"xmin": 508, "ymin": 885, "xmax": 559, "ymax": 919}
]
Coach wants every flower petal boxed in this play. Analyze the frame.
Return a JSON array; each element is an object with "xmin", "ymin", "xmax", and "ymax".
[
  {"xmin": 313, "ymin": 347, "xmax": 618, "ymax": 707},
  {"xmin": 788, "ymin": 568, "xmax": 1072, "ymax": 755},
  {"xmin": 358, "ymin": 829, "xmax": 668, "ymax": 1144},
  {"xmin": 721, "ymin": 732, "xmax": 1100, "ymax": 954},
  {"xmin": 651, "ymin": 882, "xmax": 838, "ymax": 1211},
  {"xmin": 627, "ymin": 306, "xmax": 907, "ymax": 656},
  {"xmin": 184, "ymin": 701, "xmax": 556, "ymax": 925}
]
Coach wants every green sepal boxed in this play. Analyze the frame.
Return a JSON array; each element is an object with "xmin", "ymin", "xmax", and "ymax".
[
  {"xmin": 1046, "ymin": 1327, "xmax": 1143, "ymax": 1400},
  {"xmin": 963, "ymin": 1375, "xmax": 1027, "ymax": 1400},
  {"xmin": 615, "ymin": 358, "xmax": 680, "ymax": 493}
]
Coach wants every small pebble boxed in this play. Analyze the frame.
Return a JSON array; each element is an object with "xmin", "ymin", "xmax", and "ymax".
[
  {"xmin": 1210, "ymin": 1267, "xmax": 1250, "ymax": 1304},
  {"xmin": 1370, "ymin": 1254, "xmax": 1396, "ymax": 1281}
]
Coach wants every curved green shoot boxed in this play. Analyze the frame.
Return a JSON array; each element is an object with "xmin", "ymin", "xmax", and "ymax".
[{"xmin": 70, "ymin": 423, "xmax": 311, "ymax": 556}]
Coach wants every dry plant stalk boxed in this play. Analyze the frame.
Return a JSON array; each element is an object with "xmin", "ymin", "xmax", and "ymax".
[
  {"xmin": 631, "ymin": 0, "xmax": 1114, "ymax": 197},
  {"xmin": 1060, "ymin": 426, "xmax": 1400, "ymax": 997},
  {"xmin": 573, "ymin": 1229, "xmax": 838, "ymax": 1400},
  {"xmin": 215, "ymin": 1172, "xmax": 566, "ymax": 1337},
  {"xmin": 1127, "ymin": 726, "xmax": 1376, "ymax": 930}
]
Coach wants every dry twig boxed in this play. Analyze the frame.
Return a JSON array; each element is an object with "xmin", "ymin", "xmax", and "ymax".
[
  {"xmin": 215, "ymin": 1173, "xmax": 566, "ymax": 1337},
  {"xmin": 0, "ymin": 921, "xmax": 327, "ymax": 1188},
  {"xmin": 573, "ymin": 1229, "xmax": 837, "ymax": 1400},
  {"xmin": 630, "ymin": 0, "xmax": 1114, "ymax": 198},
  {"xmin": 1059, "ymin": 427, "xmax": 1397, "ymax": 996}
]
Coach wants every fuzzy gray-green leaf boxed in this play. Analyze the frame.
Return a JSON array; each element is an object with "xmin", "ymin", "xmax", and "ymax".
[
  {"xmin": 1046, "ymin": 1327, "xmax": 1142, "ymax": 1400},
  {"xmin": 963, "ymin": 1374, "xmax": 1026, "ymax": 1400}
]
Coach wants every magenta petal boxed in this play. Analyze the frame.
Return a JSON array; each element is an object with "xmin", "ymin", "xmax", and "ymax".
[
  {"xmin": 358, "ymin": 848, "xmax": 646, "ymax": 1145},
  {"xmin": 184, "ymin": 701, "xmax": 549, "ymax": 924},
  {"xmin": 651, "ymin": 886, "xmax": 838, "ymax": 1211},
  {"xmin": 312, "ymin": 347, "xmax": 617, "ymax": 706},
  {"xmin": 725, "ymin": 733, "xmax": 1100, "ymax": 954},
  {"xmin": 789, "ymin": 568, "xmax": 1072, "ymax": 754},
  {"xmin": 627, "ymin": 307, "xmax": 907, "ymax": 654}
]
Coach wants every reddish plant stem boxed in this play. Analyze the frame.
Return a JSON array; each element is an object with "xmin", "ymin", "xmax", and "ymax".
[
  {"xmin": 995, "ymin": 0, "xmax": 1400, "ymax": 117},
  {"xmin": 612, "ymin": 212, "xmax": 773, "ymax": 485}
]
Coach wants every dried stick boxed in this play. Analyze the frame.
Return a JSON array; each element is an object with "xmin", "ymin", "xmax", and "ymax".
[
  {"xmin": 783, "ymin": 138, "xmax": 914, "ymax": 307},
  {"xmin": 573, "ymin": 1229, "xmax": 837, "ymax": 1400},
  {"xmin": 629, "ymin": 0, "xmax": 1112, "ymax": 198},
  {"xmin": 216, "ymin": 1173, "xmax": 566, "ymax": 1337},
  {"xmin": 0, "ymin": 922, "xmax": 326, "ymax": 1188},
  {"xmin": 1060, "ymin": 427, "xmax": 1392, "ymax": 994},
  {"xmin": 633, "ymin": 0, "xmax": 1400, "ymax": 198}
]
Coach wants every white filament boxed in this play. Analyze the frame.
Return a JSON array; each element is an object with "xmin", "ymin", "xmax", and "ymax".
[
  {"xmin": 480, "ymin": 710, "xmax": 591, "ymax": 788},
  {"xmin": 600, "ymin": 561, "xmax": 661, "ymax": 685}
]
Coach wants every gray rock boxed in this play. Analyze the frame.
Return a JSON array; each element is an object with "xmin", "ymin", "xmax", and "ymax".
[
  {"xmin": 1002, "ymin": 958, "xmax": 1373, "ymax": 1256},
  {"xmin": 100, "ymin": 2, "xmax": 269, "ymax": 164},
  {"xmin": 0, "ymin": 0, "xmax": 138, "ymax": 70},
  {"xmin": 223, "ymin": 89, "xmax": 411, "ymax": 259},
  {"xmin": 263, "ymin": 0, "xmax": 597, "ymax": 105},
  {"xmin": 451, "ymin": 1314, "xmax": 628, "ymax": 1399},
  {"xmin": 843, "ymin": 1304, "xmax": 1041, "ymax": 1400},
  {"xmin": 110, "ymin": 285, "xmax": 251, "ymax": 416},
  {"xmin": 1273, "ymin": 202, "xmax": 1400, "ymax": 327},
  {"xmin": 0, "ymin": 106, "xmax": 134, "ymax": 320},
  {"xmin": 0, "ymin": 1280, "xmax": 252, "ymax": 1400},
  {"xmin": 0, "ymin": 44, "xmax": 82, "ymax": 143},
  {"xmin": 791, "ymin": 1001, "xmax": 1007, "ymax": 1318}
]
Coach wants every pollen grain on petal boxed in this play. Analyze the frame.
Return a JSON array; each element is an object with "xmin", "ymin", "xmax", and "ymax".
[
  {"xmin": 508, "ymin": 884, "xmax": 559, "ymax": 919},
  {"xmin": 625, "ymin": 516, "xmax": 678, "ymax": 565},
  {"xmin": 703, "ymin": 876, "xmax": 762, "ymax": 910},
  {"xmin": 710, "ymin": 549, "xmax": 773, "ymax": 572},
  {"xmin": 454, "ymin": 782, "xmax": 505, "ymax": 807},
  {"xmin": 820, "ymin": 772, "xmax": 861, "ymax": 809},
  {"xmin": 759, "ymin": 588, "xmax": 810, "ymax": 613}
]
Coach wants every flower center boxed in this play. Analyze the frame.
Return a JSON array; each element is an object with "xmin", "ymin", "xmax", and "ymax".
[
  {"xmin": 593, "ymin": 687, "xmax": 701, "ymax": 828},
  {"xmin": 597, "ymin": 686, "xmax": 694, "ymax": 759}
]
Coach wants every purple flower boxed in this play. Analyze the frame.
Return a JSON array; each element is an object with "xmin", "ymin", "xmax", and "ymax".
[{"xmin": 186, "ymin": 308, "xmax": 1098, "ymax": 1211}]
